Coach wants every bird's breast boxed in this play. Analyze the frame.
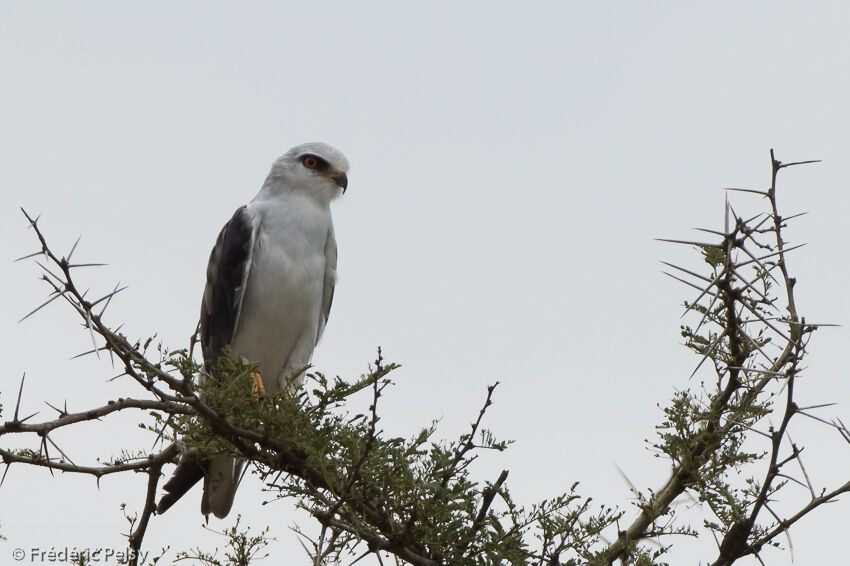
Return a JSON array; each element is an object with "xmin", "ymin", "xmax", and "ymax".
[{"xmin": 229, "ymin": 199, "xmax": 331, "ymax": 391}]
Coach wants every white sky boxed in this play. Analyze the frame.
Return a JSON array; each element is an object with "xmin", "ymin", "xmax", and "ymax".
[{"xmin": 2, "ymin": 2, "xmax": 849, "ymax": 565}]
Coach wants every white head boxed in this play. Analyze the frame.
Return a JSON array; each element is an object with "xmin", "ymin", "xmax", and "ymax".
[{"xmin": 262, "ymin": 142, "xmax": 349, "ymax": 204}]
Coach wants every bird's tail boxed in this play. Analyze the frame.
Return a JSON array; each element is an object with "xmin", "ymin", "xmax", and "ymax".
[
  {"xmin": 201, "ymin": 456, "xmax": 244, "ymax": 519},
  {"xmin": 157, "ymin": 458, "xmax": 205, "ymax": 514},
  {"xmin": 156, "ymin": 455, "xmax": 244, "ymax": 519}
]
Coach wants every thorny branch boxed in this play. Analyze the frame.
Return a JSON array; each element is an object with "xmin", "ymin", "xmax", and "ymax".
[{"xmin": 591, "ymin": 151, "xmax": 848, "ymax": 565}]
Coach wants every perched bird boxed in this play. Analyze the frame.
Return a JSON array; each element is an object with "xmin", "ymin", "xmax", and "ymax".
[{"xmin": 157, "ymin": 142, "xmax": 349, "ymax": 518}]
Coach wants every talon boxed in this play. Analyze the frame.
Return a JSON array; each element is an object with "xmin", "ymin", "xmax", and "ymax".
[{"xmin": 250, "ymin": 371, "xmax": 266, "ymax": 398}]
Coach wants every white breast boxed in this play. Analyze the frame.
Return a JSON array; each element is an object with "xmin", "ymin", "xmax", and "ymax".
[{"xmin": 231, "ymin": 195, "xmax": 331, "ymax": 394}]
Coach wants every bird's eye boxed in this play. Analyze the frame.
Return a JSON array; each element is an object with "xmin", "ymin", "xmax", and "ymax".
[{"xmin": 302, "ymin": 156, "xmax": 320, "ymax": 169}]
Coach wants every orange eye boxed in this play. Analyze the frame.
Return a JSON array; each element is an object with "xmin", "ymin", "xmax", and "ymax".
[{"xmin": 303, "ymin": 156, "xmax": 319, "ymax": 169}]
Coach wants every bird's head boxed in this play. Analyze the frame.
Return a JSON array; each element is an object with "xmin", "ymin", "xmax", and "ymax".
[{"xmin": 265, "ymin": 142, "xmax": 349, "ymax": 203}]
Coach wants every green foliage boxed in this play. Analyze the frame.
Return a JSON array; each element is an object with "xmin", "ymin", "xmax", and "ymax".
[
  {"xmin": 701, "ymin": 245, "xmax": 726, "ymax": 268},
  {"xmin": 175, "ymin": 516, "xmax": 271, "ymax": 566},
  {"xmin": 136, "ymin": 348, "xmax": 625, "ymax": 565}
]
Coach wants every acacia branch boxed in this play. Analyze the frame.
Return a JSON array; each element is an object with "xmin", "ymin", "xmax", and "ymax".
[
  {"xmin": 0, "ymin": 442, "xmax": 178, "ymax": 479},
  {"xmin": 1, "ymin": 398, "xmax": 195, "ymax": 435},
  {"xmin": 591, "ymin": 151, "xmax": 829, "ymax": 566}
]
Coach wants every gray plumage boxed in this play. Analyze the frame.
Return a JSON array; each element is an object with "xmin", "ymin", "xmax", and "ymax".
[{"xmin": 157, "ymin": 142, "xmax": 349, "ymax": 518}]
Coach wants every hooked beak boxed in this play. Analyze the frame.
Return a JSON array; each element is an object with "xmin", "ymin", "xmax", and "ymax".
[{"xmin": 332, "ymin": 171, "xmax": 348, "ymax": 193}]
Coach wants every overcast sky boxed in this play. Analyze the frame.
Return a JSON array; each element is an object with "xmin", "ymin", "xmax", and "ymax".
[{"xmin": 2, "ymin": 3, "xmax": 850, "ymax": 565}]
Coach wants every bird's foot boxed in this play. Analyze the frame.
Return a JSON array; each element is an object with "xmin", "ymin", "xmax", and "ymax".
[{"xmin": 250, "ymin": 371, "xmax": 266, "ymax": 398}]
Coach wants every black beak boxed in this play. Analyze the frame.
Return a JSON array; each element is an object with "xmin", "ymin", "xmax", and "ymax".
[{"xmin": 333, "ymin": 171, "xmax": 348, "ymax": 193}]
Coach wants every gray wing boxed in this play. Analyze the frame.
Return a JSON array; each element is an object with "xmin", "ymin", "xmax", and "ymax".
[
  {"xmin": 317, "ymin": 226, "xmax": 337, "ymax": 342},
  {"xmin": 157, "ymin": 205, "xmax": 259, "ymax": 515},
  {"xmin": 201, "ymin": 205, "xmax": 260, "ymax": 372}
]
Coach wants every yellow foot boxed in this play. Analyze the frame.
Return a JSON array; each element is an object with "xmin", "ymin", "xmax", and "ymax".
[{"xmin": 250, "ymin": 371, "xmax": 266, "ymax": 398}]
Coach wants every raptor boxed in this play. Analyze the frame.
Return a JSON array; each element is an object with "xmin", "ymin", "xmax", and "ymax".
[{"xmin": 157, "ymin": 142, "xmax": 349, "ymax": 518}]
